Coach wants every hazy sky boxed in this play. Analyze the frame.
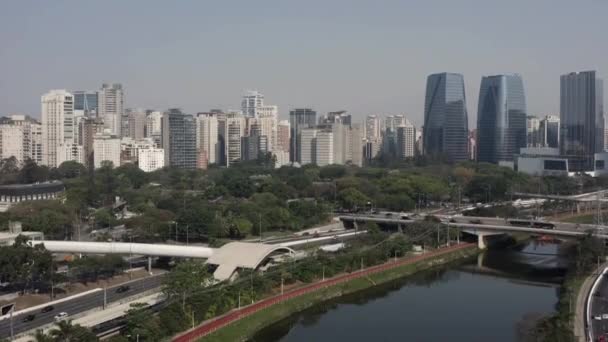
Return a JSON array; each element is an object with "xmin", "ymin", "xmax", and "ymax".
[{"xmin": 1, "ymin": 0, "xmax": 606, "ymax": 127}]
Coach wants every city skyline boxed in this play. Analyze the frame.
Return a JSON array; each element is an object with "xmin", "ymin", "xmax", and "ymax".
[{"xmin": 1, "ymin": 1, "xmax": 607, "ymax": 127}]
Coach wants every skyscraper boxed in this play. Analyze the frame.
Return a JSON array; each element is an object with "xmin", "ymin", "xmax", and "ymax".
[
  {"xmin": 125, "ymin": 108, "xmax": 146, "ymax": 140},
  {"xmin": 41, "ymin": 90, "xmax": 74, "ymax": 167},
  {"xmin": 241, "ymin": 90, "xmax": 264, "ymax": 118},
  {"xmin": 146, "ymin": 111, "xmax": 163, "ymax": 146},
  {"xmin": 350, "ymin": 123, "xmax": 364, "ymax": 167},
  {"xmin": 540, "ymin": 115, "xmax": 560, "ymax": 148},
  {"xmin": 315, "ymin": 130, "xmax": 334, "ymax": 166},
  {"xmin": 526, "ymin": 116, "xmax": 541, "ymax": 147},
  {"xmin": 98, "ymin": 83, "xmax": 124, "ymax": 137},
  {"xmin": 397, "ymin": 120, "xmax": 416, "ymax": 159},
  {"xmin": 299, "ymin": 128, "xmax": 317, "ymax": 165},
  {"xmin": 161, "ymin": 109, "xmax": 197, "ymax": 169},
  {"xmin": 196, "ymin": 112, "xmax": 219, "ymax": 165},
  {"xmin": 226, "ymin": 115, "xmax": 245, "ymax": 166},
  {"xmin": 476, "ymin": 74, "xmax": 527, "ymax": 164},
  {"xmin": 365, "ymin": 115, "xmax": 381, "ymax": 141},
  {"xmin": 289, "ymin": 108, "xmax": 316, "ymax": 163},
  {"xmin": 423, "ymin": 73, "xmax": 469, "ymax": 162},
  {"xmin": 560, "ymin": 71, "xmax": 604, "ymax": 171}
]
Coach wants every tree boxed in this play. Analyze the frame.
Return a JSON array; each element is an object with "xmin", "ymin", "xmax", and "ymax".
[
  {"xmin": 162, "ymin": 260, "xmax": 211, "ymax": 302},
  {"xmin": 54, "ymin": 161, "xmax": 86, "ymax": 180},
  {"xmin": 232, "ymin": 218, "xmax": 252, "ymax": 238},
  {"xmin": 48, "ymin": 320, "xmax": 98, "ymax": 341},
  {"xmin": 123, "ymin": 303, "xmax": 161, "ymax": 341},
  {"xmin": 18, "ymin": 158, "xmax": 49, "ymax": 184},
  {"xmin": 8, "ymin": 200, "xmax": 75, "ymax": 239},
  {"xmin": 32, "ymin": 330, "xmax": 54, "ymax": 342},
  {"xmin": 319, "ymin": 165, "xmax": 347, "ymax": 179},
  {"xmin": 0, "ymin": 235, "xmax": 53, "ymax": 293},
  {"xmin": 93, "ymin": 208, "xmax": 116, "ymax": 228},
  {"xmin": 338, "ymin": 188, "xmax": 370, "ymax": 210}
]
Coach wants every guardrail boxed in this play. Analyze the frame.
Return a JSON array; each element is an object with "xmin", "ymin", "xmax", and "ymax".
[{"xmin": 587, "ymin": 266, "xmax": 608, "ymax": 342}]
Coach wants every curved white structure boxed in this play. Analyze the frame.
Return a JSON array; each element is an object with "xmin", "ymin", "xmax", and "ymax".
[{"xmin": 31, "ymin": 241, "xmax": 215, "ymax": 259}]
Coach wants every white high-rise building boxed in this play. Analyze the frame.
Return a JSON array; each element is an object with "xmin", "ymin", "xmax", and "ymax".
[
  {"xmin": 98, "ymin": 83, "xmax": 124, "ymax": 137},
  {"xmin": 146, "ymin": 111, "xmax": 163, "ymax": 146},
  {"xmin": 93, "ymin": 132, "xmax": 121, "ymax": 168},
  {"xmin": 257, "ymin": 105, "xmax": 278, "ymax": 151},
  {"xmin": 277, "ymin": 120, "xmax": 290, "ymax": 152},
  {"xmin": 0, "ymin": 115, "xmax": 42, "ymax": 165},
  {"xmin": 138, "ymin": 147, "xmax": 165, "ymax": 172},
  {"xmin": 196, "ymin": 112, "xmax": 219, "ymax": 165},
  {"xmin": 41, "ymin": 90, "xmax": 74, "ymax": 167},
  {"xmin": 397, "ymin": 120, "xmax": 416, "ymax": 159},
  {"xmin": 225, "ymin": 114, "xmax": 246, "ymax": 166},
  {"xmin": 0, "ymin": 122, "xmax": 25, "ymax": 164},
  {"xmin": 365, "ymin": 115, "xmax": 381, "ymax": 140},
  {"xmin": 241, "ymin": 90, "xmax": 264, "ymax": 118},
  {"xmin": 350, "ymin": 123, "xmax": 364, "ymax": 167},
  {"xmin": 300, "ymin": 128, "xmax": 317, "ymax": 165},
  {"xmin": 30, "ymin": 121, "xmax": 43, "ymax": 164},
  {"xmin": 126, "ymin": 108, "xmax": 146, "ymax": 140},
  {"xmin": 315, "ymin": 131, "xmax": 333, "ymax": 166}
]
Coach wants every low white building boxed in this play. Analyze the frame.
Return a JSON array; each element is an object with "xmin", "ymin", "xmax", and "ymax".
[
  {"xmin": 93, "ymin": 132, "xmax": 121, "ymax": 168},
  {"xmin": 516, "ymin": 147, "xmax": 570, "ymax": 176},
  {"xmin": 57, "ymin": 143, "xmax": 85, "ymax": 165},
  {"xmin": 138, "ymin": 147, "xmax": 165, "ymax": 172}
]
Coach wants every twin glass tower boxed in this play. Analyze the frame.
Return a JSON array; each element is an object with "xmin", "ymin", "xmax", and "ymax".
[{"xmin": 424, "ymin": 72, "xmax": 527, "ymax": 164}]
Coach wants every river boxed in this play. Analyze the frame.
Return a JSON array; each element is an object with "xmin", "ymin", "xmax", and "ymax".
[{"xmin": 250, "ymin": 241, "xmax": 569, "ymax": 342}]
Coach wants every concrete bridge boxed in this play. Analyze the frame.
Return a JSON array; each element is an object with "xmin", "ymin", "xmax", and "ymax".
[{"xmin": 339, "ymin": 214, "xmax": 608, "ymax": 249}]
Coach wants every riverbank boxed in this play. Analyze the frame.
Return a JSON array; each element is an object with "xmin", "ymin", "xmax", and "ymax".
[{"xmin": 176, "ymin": 243, "xmax": 478, "ymax": 342}]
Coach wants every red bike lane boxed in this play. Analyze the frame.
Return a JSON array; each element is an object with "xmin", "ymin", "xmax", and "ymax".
[{"xmin": 173, "ymin": 243, "xmax": 475, "ymax": 342}]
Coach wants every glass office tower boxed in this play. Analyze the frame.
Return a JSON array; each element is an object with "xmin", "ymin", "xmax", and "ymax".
[
  {"xmin": 560, "ymin": 71, "xmax": 604, "ymax": 171},
  {"xmin": 289, "ymin": 108, "xmax": 317, "ymax": 163},
  {"xmin": 423, "ymin": 72, "xmax": 469, "ymax": 162},
  {"xmin": 476, "ymin": 74, "xmax": 527, "ymax": 164}
]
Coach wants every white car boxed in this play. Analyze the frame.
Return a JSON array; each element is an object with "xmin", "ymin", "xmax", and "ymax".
[
  {"xmin": 602, "ymin": 313, "xmax": 608, "ymax": 320},
  {"xmin": 54, "ymin": 312, "xmax": 68, "ymax": 321},
  {"xmin": 594, "ymin": 315, "xmax": 603, "ymax": 320}
]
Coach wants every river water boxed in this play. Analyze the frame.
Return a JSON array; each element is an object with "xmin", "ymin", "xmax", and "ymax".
[{"xmin": 250, "ymin": 241, "xmax": 568, "ymax": 342}]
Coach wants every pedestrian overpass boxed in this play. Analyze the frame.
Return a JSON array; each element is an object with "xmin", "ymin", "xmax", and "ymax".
[{"xmin": 30, "ymin": 240, "xmax": 294, "ymax": 282}]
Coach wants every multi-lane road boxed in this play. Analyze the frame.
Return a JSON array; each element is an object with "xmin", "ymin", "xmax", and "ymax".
[
  {"xmin": 0, "ymin": 274, "xmax": 163, "ymax": 339},
  {"xmin": 590, "ymin": 271, "xmax": 608, "ymax": 341},
  {"xmin": 339, "ymin": 212, "xmax": 608, "ymax": 238}
]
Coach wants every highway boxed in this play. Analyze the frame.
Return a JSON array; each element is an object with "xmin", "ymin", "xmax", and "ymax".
[
  {"xmin": 0, "ymin": 274, "xmax": 163, "ymax": 339},
  {"xmin": 590, "ymin": 271, "xmax": 608, "ymax": 341},
  {"xmin": 338, "ymin": 213, "xmax": 608, "ymax": 239}
]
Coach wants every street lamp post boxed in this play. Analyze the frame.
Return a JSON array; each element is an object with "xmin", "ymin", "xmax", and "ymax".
[{"xmin": 259, "ymin": 213, "xmax": 262, "ymax": 243}]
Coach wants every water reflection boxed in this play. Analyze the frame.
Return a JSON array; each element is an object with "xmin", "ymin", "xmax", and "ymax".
[{"xmin": 250, "ymin": 241, "xmax": 566, "ymax": 342}]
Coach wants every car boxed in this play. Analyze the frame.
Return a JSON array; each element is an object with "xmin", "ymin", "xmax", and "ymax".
[
  {"xmin": 385, "ymin": 213, "xmax": 393, "ymax": 217},
  {"xmin": 594, "ymin": 315, "xmax": 602, "ymax": 320},
  {"xmin": 595, "ymin": 291, "xmax": 602, "ymax": 297},
  {"xmin": 54, "ymin": 312, "xmax": 68, "ymax": 321},
  {"xmin": 41, "ymin": 305, "xmax": 54, "ymax": 313},
  {"xmin": 449, "ymin": 218, "xmax": 457, "ymax": 223},
  {"xmin": 599, "ymin": 335, "xmax": 607, "ymax": 342},
  {"xmin": 115, "ymin": 285, "xmax": 130, "ymax": 293},
  {"xmin": 469, "ymin": 219, "xmax": 483, "ymax": 224},
  {"xmin": 21, "ymin": 314, "xmax": 35, "ymax": 322},
  {"xmin": 602, "ymin": 313, "xmax": 608, "ymax": 320}
]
